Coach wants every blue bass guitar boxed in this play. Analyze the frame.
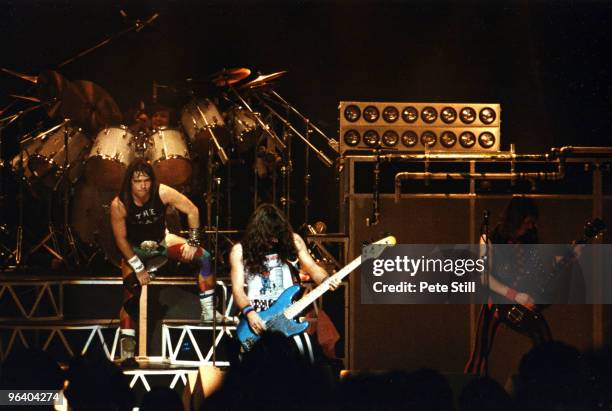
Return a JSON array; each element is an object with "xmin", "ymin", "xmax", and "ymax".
[{"xmin": 236, "ymin": 236, "xmax": 396, "ymax": 351}]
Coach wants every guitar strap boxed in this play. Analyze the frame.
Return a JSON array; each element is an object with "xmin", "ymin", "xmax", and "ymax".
[{"xmin": 285, "ymin": 258, "xmax": 302, "ymax": 285}]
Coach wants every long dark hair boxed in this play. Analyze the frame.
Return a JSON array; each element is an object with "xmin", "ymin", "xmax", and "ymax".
[
  {"xmin": 491, "ymin": 197, "xmax": 539, "ymax": 244},
  {"xmin": 241, "ymin": 204, "xmax": 297, "ymax": 274},
  {"xmin": 118, "ymin": 158, "xmax": 161, "ymax": 216}
]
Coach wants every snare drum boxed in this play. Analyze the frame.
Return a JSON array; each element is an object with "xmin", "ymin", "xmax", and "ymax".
[
  {"xmin": 25, "ymin": 124, "xmax": 91, "ymax": 188},
  {"xmin": 146, "ymin": 127, "xmax": 192, "ymax": 187},
  {"xmin": 86, "ymin": 126, "xmax": 135, "ymax": 190},
  {"xmin": 180, "ymin": 99, "xmax": 230, "ymax": 155}
]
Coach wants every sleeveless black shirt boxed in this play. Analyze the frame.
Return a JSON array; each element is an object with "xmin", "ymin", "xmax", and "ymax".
[{"xmin": 125, "ymin": 190, "xmax": 167, "ymax": 246}]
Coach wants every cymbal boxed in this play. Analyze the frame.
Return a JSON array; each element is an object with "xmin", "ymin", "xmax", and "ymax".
[
  {"xmin": 68, "ymin": 80, "xmax": 123, "ymax": 131},
  {"xmin": 37, "ymin": 70, "xmax": 71, "ymax": 117},
  {"xmin": 209, "ymin": 67, "xmax": 251, "ymax": 87},
  {"xmin": 239, "ymin": 71, "xmax": 287, "ymax": 90}
]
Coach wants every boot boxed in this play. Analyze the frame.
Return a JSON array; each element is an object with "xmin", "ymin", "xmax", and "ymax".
[
  {"xmin": 199, "ymin": 291, "xmax": 227, "ymax": 324},
  {"xmin": 119, "ymin": 335, "xmax": 138, "ymax": 369}
]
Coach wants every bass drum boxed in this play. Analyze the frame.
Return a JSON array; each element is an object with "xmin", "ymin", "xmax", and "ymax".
[
  {"xmin": 146, "ymin": 127, "xmax": 192, "ymax": 187},
  {"xmin": 71, "ymin": 182, "xmax": 122, "ymax": 267},
  {"xmin": 180, "ymin": 99, "xmax": 231, "ymax": 156}
]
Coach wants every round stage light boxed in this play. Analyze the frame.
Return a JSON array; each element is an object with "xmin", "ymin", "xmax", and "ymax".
[
  {"xmin": 382, "ymin": 106, "xmax": 399, "ymax": 123},
  {"xmin": 401, "ymin": 106, "xmax": 418, "ymax": 123},
  {"xmin": 363, "ymin": 106, "xmax": 380, "ymax": 123},
  {"xmin": 343, "ymin": 129, "xmax": 360, "ymax": 146},
  {"xmin": 363, "ymin": 130, "xmax": 380, "ymax": 147},
  {"xmin": 440, "ymin": 131, "xmax": 457, "ymax": 148},
  {"xmin": 459, "ymin": 107, "xmax": 476, "ymax": 124},
  {"xmin": 420, "ymin": 130, "xmax": 437, "ymax": 148},
  {"xmin": 401, "ymin": 130, "xmax": 418, "ymax": 147},
  {"xmin": 459, "ymin": 131, "xmax": 476, "ymax": 148},
  {"xmin": 344, "ymin": 105, "xmax": 361, "ymax": 122},
  {"xmin": 479, "ymin": 107, "xmax": 496, "ymax": 124},
  {"xmin": 382, "ymin": 130, "xmax": 399, "ymax": 146},
  {"xmin": 441, "ymin": 107, "xmax": 457, "ymax": 124},
  {"xmin": 421, "ymin": 106, "xmax": 438, "ymax": 124},
  {"xmin": 478, "ymin": 132, "xmax": 496, "ymax": 148}
]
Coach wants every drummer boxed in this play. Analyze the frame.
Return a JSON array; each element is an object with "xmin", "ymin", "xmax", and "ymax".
[{"xmin": 129, "ymin": 102, "xmax": 173, "ymax": 134}]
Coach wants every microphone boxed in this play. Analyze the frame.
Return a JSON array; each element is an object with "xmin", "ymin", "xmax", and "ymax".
[
  {"xmin": 483, "ymin": 209, "xmax": 489, "ymax": 225},
  {"xmin": 152, "ymin": 81, "xmax": 157, "ymax": 103}
]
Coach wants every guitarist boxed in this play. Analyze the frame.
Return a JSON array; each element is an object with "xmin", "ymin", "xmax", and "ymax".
[
  {"xmin": 110, "ymin": 158, "xmax": 224, "ymax": 367},
  {"xmin": 229, "ymin": 203, "xmax": 341, "ymax": 360},
  {"xmin": 466, "ymin": 197, "xmax": 552, "ymax": 375}
]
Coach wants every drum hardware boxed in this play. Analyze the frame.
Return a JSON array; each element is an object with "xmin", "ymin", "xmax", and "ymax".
[
  {"xmin": 225, "ymin": 78, "xmax": 287, "ymax": 151},
  {"xmin": 262, "ymin": 89, "xmax": 340, "ymax": 154},
  {"xmin": 254, "ymin": 92, "xmax": 333, "ymax": 167},
  {"xmin": 180, "ymin": 99, "xmax": 230, "ymax": 164},
  {"xmin": 0, "ymin": 105, "xmax": 51, "ymax": 268},
  {"xmin": 28, "ymin": 120, "xmax": 85, "ymax": 269},
  {"xmin": 194, "ymin": 104, "xmax": 228, "ymax": 165},
  {"xmin": 8, "ymin": 94, "xmax": 41, "ymax": 103}
]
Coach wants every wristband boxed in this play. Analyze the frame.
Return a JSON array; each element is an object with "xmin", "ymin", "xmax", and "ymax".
[
  {"xmin": 241, "ymin": 305, "xmax": 254, "ymax": 316},
  {"xmin": 505, "ymin": 288, "xmax": 518, "ymax": 302},
  {"xmin": 127, "ymin": 255, "xmax": 145, "ymax": 273},
  {"xmin": 187, "ymin": 227, "xmax": 200, "ymax": 248}
]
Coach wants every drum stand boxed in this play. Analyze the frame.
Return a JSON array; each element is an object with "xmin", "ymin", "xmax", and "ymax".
[
  {"xmin": 29, "ymin": 125, "xmax": 83, "ymax": 269},
  {"xmin": 0, "ymin": 109, "xmax": 35, "ymax": 269},
  {"xmin": 256, "ymin": 87, "xmax": 338, "ymax": 224}
]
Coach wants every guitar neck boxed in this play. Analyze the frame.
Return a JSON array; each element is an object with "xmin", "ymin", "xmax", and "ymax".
[{"xmin": 284, "ymin": 254, "xmax": 363, "ymax": 319}]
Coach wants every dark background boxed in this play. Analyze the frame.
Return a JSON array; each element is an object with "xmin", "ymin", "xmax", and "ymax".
[{"xmin": 1, "ymin": 0, "xmax": 611, "ymax": 229}]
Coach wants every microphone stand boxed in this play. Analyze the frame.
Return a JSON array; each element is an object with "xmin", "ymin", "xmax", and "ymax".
[
  {"xmin": 366, "ymin": 148, "xmax": 381, "ymax": 226},
  {"xmin": 57, "ymin": 13, "xmax": 159, "ymax": 68},
  {"xmin": 480, "ymin": 209, "xmax": 491, "ymax": 376}
]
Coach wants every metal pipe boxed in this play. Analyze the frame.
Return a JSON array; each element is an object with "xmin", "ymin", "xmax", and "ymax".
[
  {"xmin": 394, "ymin": 163, "xmax": 566, "ymax": 203},
  {"xmin": 344, "ymin": 146, "xmax": 612, "ymax": 163}
]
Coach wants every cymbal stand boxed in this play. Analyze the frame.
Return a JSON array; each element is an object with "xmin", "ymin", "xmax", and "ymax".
[
  {"xmin": 0, "ymin": 112, "xmax": 24, "ymax": 267},
  {"xmin": 263, "ymin": 89, "xmax": 340, "ymax": 155},
  {"xmin": 58, "ymin": 124, "xmax": 82, "ymax": 268},
  {"xmin": 303, "ymin": 119, "xmax": 311, "ymax": 226},
  {"xmin": 29, "ymin": 121, "xmax": 81, "ymax": 268},
  {"xmin": 280, "ymin": 105, "xmax": 292, "ymax": 218},
  {"xmin": 194, "ymin": 104, "xmax": 228, "ymax": 165},
  {"xmin": 226, "ymin": 84, "xmax": 286, "ymax": 151},
  {"xmin": 253, "ymin": 93, "xmax": 333, "ymax": 167}
]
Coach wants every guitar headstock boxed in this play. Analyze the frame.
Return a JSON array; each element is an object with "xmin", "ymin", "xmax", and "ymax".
[
  {"xmin": 363, "ymin": 235, "xmax": 397, "ymax": 260},
  {"xmin": 584, "ymin": 218, "xmax": 606, "ymax": 241}
]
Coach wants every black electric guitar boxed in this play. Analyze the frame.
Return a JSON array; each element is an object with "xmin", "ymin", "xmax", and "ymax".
[{"xmin": 495, "ymin": 218, "xmax": 605, "ymax": 331}]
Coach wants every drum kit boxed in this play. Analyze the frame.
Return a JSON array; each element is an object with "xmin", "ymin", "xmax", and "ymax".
[{"xmin": 0, "ymin": 66, "xmax": 339, "ymax": 270}]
